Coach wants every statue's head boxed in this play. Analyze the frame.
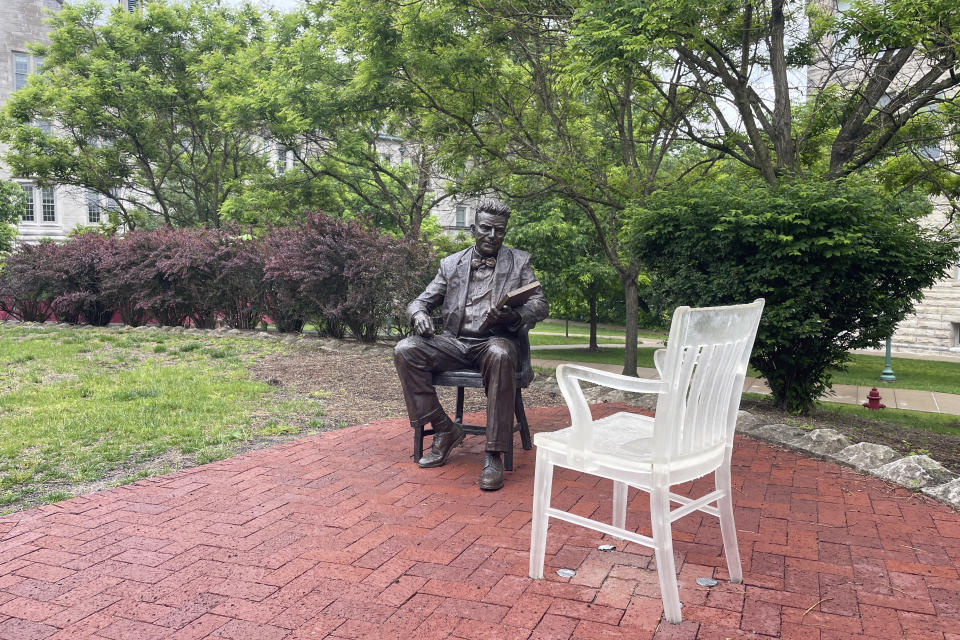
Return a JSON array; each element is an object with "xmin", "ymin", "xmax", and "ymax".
[{"xmin": 472, "ymin": 200, "xmax": 510, "ymax": 257}]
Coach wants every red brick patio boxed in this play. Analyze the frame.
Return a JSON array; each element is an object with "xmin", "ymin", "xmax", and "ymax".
[{"xmin": 0, "ymin": 404, "xmax": 958, "ymax": 639}]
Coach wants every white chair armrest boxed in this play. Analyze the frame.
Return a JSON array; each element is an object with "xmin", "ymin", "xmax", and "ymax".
[
  {"xmin": 556, "ymin": 363, "xmax": 665, "ymax": 395},
  {"xmin": 654, "ymin": 349, "xmax": 666, "ymax": 376},
  {"xmin": 554, "ymin": 363, "xmax": 664, "ymax": 465}
]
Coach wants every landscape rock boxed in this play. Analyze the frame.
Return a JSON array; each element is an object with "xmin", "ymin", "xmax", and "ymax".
[
  {"xmin": 872, "ymin": 455, "xmax": 957, "ymax": 489},
  {"xmin": 922, "ymin": 478, "xmax": 960, "ymax": 509},
  {"xmin": 831, "ymin": 442, "xmax": 901, "ymax": 470},
  {"xmin": 598, "ymin": 389, "xmax": 658, "ymax": 411},
  {"xmin": 735, "ymin": 411, "xmax": 763, "ymax": 435},
  {"xmin": 582, "ymin": 386, "xmax": 609, "ymax": 402},
  {"xmin": 750, "ymin": 423, "xmax": 808, "ymax": 444},
  {"xmin": 791, "ymin": 429, "xmax": 851, "ymax": 456}
]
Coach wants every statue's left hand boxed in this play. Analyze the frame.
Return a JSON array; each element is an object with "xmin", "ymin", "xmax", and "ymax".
[{"xmin": 485, "ymin": 306, "xmax": 521, "ymax": 328}]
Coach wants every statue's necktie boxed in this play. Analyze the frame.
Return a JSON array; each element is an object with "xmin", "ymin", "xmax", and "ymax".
[{"xmin": 471, "ymin": 257, "xmax": 497, "ymax": 270}]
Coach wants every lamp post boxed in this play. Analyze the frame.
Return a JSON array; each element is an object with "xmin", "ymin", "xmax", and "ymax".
[{"xmin": 880, "ymin": 337, "xmax": 896, "ymax": 382}]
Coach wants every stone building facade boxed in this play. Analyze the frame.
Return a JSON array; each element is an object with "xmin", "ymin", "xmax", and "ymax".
[
  {"xmin": 1, "ymin": 0, "xmax": 97, "ymax": 244},
  {"xmin": 890, "ymin": 203, "xmax": 960, "ymax": 355}
]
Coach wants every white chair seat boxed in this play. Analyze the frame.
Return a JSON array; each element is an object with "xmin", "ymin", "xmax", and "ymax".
[
  {"xmin": 534, "ymin": 411, "xmax": 654, "ymax": 459},
  {"xmin": 528, "ymin": 299, "xmax": 765, "ymax": 625}
]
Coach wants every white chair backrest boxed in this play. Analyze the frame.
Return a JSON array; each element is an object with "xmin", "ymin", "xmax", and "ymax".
[{"xmin": 651, "ymin": 299, "xmax": 764, "ymax": 464}]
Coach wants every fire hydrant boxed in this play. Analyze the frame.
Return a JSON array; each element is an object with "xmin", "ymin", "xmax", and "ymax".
[{"xmin": 863, "ymin": 387, "xmax": 885, "ymax": 410}]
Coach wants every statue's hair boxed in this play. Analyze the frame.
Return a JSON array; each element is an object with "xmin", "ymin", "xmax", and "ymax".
[{"xmin": 476, "ymin": 200, "xmax": 510, "ymax": 220}]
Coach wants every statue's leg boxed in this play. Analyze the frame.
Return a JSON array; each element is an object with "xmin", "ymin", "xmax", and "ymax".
[
  {"xmin": 394, "ymin": 334, "xmax": 469, "ymax": 429},
  {"xmin": 474, "ymin": 337, "xmax": 518, "ymax": 453}
]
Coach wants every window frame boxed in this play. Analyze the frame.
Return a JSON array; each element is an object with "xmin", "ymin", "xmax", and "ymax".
[
  {"xmin": 41, "ymin": 186, "xmax": 56, "ymax": 223},
  {"xmin": 19, "ymin": 184, "xmax": 35, "ymax": 222},
  {"xmin": 13, "ymin": 51, "xmax": 30, "ymax": 91}
]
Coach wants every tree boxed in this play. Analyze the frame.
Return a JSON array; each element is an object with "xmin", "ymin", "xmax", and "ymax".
[
  {"xmin": 585, "ymin": 0, "xmax": 960, "ymax": 189},
  {"xmin": 217, "ymin": 5, "xmax": 462, "ymax": 237},
  {"xmin": 332, "ymin": 0, "xmax": 700, "ymax": 375},
  {"xmin": 508, "ymin": 199, "xmax": 620, "ymax": 351},
  {"xmin": 0, "ymin": 180, "xmax": 25, "ymax": 255},
  {"xmin": 1, "ymin": 0, "xmax": 273, "ymax": 229},
  {"xmin": 631, "ymin": 177, "xmax": 958, "ymax": 413}
]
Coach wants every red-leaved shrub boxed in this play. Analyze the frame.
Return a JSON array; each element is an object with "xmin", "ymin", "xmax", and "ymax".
[
  {"xmin": 261, "ymin": 226, "xmax": 308, "ymax": 333},
  {"xmin": 43, "ymin": 233, "xmax": 116, "ymax": 325},
  {"xmin": 0, "ymin": 242, "xmax": 54, "ymax": 322},
  {"xmin": 275, "ymin": 213, "xmax": 432, "ymax": 342},
  {"xmin": 210, "ymin": 230, "xmax": 264, "ymax": 330}
]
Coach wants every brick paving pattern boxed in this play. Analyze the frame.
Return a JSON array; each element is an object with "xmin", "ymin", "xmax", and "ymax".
[{"xmin": 0, "ymin": 404, "xmax": 958, "ymax": 639}]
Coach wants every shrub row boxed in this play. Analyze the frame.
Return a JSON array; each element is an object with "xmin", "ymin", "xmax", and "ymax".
[{"xmin": 0, "ymin": 213, "xmax": 433, "ymax": 342}]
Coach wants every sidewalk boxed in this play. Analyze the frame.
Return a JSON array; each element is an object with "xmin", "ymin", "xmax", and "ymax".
[
  {"xmin": 531, "ymin": 344, "xmax": 960, "ymax": 415},
  {"xmin": 0, "ymin": 405, "xmax": 957, "ymax": 639}
]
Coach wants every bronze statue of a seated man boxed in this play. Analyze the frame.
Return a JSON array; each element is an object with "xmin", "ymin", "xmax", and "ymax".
[{"xmin": 394, "ymin": 201, "xmax": 548, "ymax": 490}]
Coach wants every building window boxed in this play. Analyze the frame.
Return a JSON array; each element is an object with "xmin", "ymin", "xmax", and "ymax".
[
  {"xmin": 127, "ymin": 0, "xmax": 139, "ymax": 12},
  {"xmin": 13, "ymin": 52, "xmax": 30, "ymax": 90},
  {"xmin": 41, "ymin": 187, "xmax": 55, "ymax": 222},
  {"xmin": 276, "ymin": 143, "xmax": 294, "ymax": 175},
  {"xmin": 87, "ymin": 190, "xmax": 101, "ymax": 223},
  {"xmin": 455, "ymin": 206, "xmax": 466, "ymax": 228},
  {"xmin": 20, "ymin": 184, "xmax": 34, "ymax": 222},
  {"xmin": 953, "ymin": 323, "xmax": 960, "ymax": 347}
]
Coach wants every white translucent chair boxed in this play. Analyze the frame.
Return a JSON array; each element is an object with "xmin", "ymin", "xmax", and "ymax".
[{"xmin": 528, "ymin": 299, "xmax": 764, "ymax": 624}]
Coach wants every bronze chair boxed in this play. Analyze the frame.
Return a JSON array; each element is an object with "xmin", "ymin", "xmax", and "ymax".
[{"xmin": 414, "ymin": 325, "xmax": 534, "ymax": 471}]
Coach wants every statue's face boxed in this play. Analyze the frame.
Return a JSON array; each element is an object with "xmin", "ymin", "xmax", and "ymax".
[{"xmin": 472, "ymin": 211, "xmax": 508, "ymax": 257}]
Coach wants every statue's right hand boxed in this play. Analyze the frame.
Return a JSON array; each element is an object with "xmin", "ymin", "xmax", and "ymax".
[{"xmin": 412, "ymin": 312, "xmax": 434, "ymax": 337}]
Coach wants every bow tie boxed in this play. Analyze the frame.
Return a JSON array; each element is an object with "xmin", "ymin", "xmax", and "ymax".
[{"xmin": 471, "ymin": 257, "xmax": 497, "ymax": 270}]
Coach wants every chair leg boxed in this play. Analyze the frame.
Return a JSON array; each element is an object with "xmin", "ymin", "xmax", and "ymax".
[
  {"xmin": 414, "ymin": 423, "xmax": 424, "ymax": 462},
  {"xmin": 715, "ymin": 464, "xmax": 743, "ymax": 584},
  {"xmin": 529, "ymin": 448, "xmax": 553, "ymax": 580},
  {"xmin": 515, "ymin": 389, "xmax": 532, "ymax": 450},
  {"xmin": 455, "ymin": 386, "xmax": 465, "ymax": 424},
  {"xmin": 651, "ymin": 485, "xmax": 682, "ymax": 624},
  {"xmin": 504, "ymin": 436, "xmax": 514, "ymax": 472},
  {"xmin": 612, "ymin": 481, "xmax": 628, "ymax": 538}
]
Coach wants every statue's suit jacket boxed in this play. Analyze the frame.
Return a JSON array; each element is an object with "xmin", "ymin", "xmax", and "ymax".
[{"xmin": 406, "ymin": 246, "xmax": 549, "ymax": 339}]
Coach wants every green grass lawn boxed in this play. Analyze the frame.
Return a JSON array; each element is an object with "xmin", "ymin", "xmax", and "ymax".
[
  {"xmin": 533, "ymin": 346, "xmax": 661, "ymax": 368},
  {"xmin": 528, "ymin": 333, "xmax": 624, "ymax": 346},
  {"xmin": 0, "ymin": 326, "xmax": 328, "ymax": 513},
  {"xmin": 817, "ymin": 402, "xmax": 960, "ymax": 436},
  {"xmin": 830, "ymin": 354, "xmax": 960, "ymax": 395},
  {"xmin": 533, "ymin": 318, "xmax": 665, "ymax": 340}
]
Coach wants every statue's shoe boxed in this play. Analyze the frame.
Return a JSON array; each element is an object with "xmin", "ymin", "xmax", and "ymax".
[
  {"xmin": 478, "ymin": 452, "xmax": 504, "ymax": 491},
  {"xmin": 418, "ymin": 423, "xmax": 465, "ymax": 468}
]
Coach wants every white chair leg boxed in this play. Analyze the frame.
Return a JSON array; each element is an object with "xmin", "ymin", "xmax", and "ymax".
[
  {"xmin": 529, "ymin": 449, "xmax": 553, "ymax": 579},
  {"xmin": 715, "ymin": 465, "xmax": 743, "ymax": 584},
  {"xmin": 650, "ymin": 485, "xmax": 682, "ymax": 623},
  {"xmin": 612, "ymin": 480, "xmax": 627, "ymax": 538}
]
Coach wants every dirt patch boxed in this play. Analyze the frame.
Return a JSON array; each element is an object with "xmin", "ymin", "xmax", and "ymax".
[{"xmin": 246, "ymin": 341, "xmax": 566, "ymax": 427}]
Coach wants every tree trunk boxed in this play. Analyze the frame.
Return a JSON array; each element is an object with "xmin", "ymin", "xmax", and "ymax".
[
  {"xmin": 621, "ymin": 274, "xmax": 639, "ymax": 377},
  {"xmin": 588, "ymin": 294, "xmax": 599, "ymax": 352}
]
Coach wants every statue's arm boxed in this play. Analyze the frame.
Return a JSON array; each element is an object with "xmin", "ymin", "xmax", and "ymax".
[
  {"xmin": 406, "ymin": 266, "xmax": 447, "ymax": 326},
  {"xmin": 511, "ymin": 259, "xmax": 549, "ymax": 330}
]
